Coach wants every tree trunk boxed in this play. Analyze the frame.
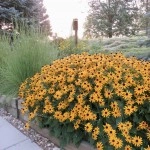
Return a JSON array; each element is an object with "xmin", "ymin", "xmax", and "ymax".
[
  {"xmin": 108, "ymin": 0, "xmax": 113, "ymax": 38},
  {"xmin": 146, "ymin": 0, "xmax": 149, "ymax": 36},
  {"xmin": 108, "ymin": 27, "xmax": 113, "ymax": 38},
  {"xmin": 108, "ymin": 16, "xmax": 113, "ymax": 38}
]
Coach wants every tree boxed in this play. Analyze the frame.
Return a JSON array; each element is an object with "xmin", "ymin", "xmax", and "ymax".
[
  {"xmin": 0, "ymin": 0, "xmax": 52, "ymax": 35},
  {"xmin": 0, "ymin": 1, "xmax": 21, "ymax": 28},
  {"xmin": 84, "ymin": 0, "xmax": 140, "ymax": 38},
  {"xmin": 139, "ymin": 0, "xmax": 150, "ymax": 37},
  {"xmin": 145, "ymin": 0, "xmax": 150, "ymax": 37},
  {"xmin": 33, "ymin": 0, "xmax": 52, "ymax": 35}
]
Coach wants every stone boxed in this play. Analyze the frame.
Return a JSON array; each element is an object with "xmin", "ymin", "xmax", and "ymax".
[
  {"xmin": 0, "ymin": 95, "xmax": 6, "ymax": 104},
  {"xmin": 10, "ymin": 98, "xmax": 17, "ymax": 108},
  {"xmin": 18, "ymin": 98, "xmax": 24, "ymax": 110}
]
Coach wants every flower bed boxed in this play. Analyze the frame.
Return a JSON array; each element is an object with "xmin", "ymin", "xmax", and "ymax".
[{"xmin": 19, "ymin": 52, "xmax": 150, "ymax": 150}]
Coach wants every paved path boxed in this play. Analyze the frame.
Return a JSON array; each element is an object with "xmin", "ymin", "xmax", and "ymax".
[{"xmin": 0, "ymin": 116, "xmax": 42, "ymax": 150}]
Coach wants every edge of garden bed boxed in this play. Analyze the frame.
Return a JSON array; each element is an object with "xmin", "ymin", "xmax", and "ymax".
[{"xmin": 0, "ymin": 95, "xmax": 96, "ymax": 150}]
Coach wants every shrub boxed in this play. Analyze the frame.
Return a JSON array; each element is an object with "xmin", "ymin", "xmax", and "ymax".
[
  {"xmin": 19, "ymin": 53, "xmax": 150, "ymax": 149},
  {"xmin": 58, "ymin": 38, "xmax": 89, "ymax": 58},
  {"xmin": 88, "ymin": 39, "xmax": 103, "ymax": 54},
  {"xmin": 123, "ymin": 48, "xmax": 150, "ymax": 61}
]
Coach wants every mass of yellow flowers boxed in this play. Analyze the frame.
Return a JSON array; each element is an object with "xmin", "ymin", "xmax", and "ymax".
[{"xmin": 19, "ymin": 52, "xmax": 150, "ymax": 149}]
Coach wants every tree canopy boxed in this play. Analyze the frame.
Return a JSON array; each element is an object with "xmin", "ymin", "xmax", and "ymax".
[
  {"xmin": 0, "ymin": 0, "xmax": 52, "ymax": 35},
  {"xmin": 84, "ymin": 0, "xmax": 141, "ymax": 38},
  {"xmin": 141, "ymin": 0, "xmax": 150, "ymax": 37}
]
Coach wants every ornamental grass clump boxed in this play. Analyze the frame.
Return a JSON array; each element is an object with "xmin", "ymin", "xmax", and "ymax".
[
  {"xmin": 19, "ymin": 52, "xmax": 150, "ymax": 149},
  {"xmin": 0, "ymin": 33, "xmax": 58, "ymax": 96}
]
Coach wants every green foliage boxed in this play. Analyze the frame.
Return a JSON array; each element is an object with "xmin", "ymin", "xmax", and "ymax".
[
  {"xmin": 84, "ymin": 0, "xmax": 141, "ymax": 38},
  {"xmin": 38, "ymin": 116, "xmax": 84, "ymax": 148},
  {"xmin": 0, "ymin": 37, "xmax": 10, "ymax": 65},
  {"xmin": 87, "ymin": 36, "xmax": 150, "ymax": 60},
  {"xmin": 124, "ymin": 48, "xmax": 150, "ymax": 60},
  {"xmin": 57, "ymin": 37, "xmax": 89, "ymax": 58},
  {"xmin": 0, "ymin": 1, "xmax": 21, "ymax": 23},
  {"xmin": 88, "ymin": 39, "xmax": 103, "ymax": 54},
  {"xmin": 0, "ymin": 0, "xmax": 52, "ymax": 35},
  {"xmin": 0, "ymin": 32, "xmax": 58, "ymax": 97},
  {"xmin": 57, "ymin": 37, "xmax": 103, "ymax": 58}
]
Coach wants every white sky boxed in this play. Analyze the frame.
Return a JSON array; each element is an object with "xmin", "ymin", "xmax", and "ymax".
[{"xmin": 43, "ymin": 0, "xmax": 89, "ymax": 38}]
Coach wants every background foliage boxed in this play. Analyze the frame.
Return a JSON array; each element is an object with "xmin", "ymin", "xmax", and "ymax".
[
  {"xmin": 0, "ymin": 0, "xmax": 52, "ymax": 35},
  {"xmin": 84, "ymin": 0, "xmax": 150, "ymax": 39}
]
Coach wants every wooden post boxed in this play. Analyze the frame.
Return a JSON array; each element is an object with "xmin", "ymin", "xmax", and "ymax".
[{"xmin": 73, "ymin": 18, "xmax": 78, "ymax": 46}]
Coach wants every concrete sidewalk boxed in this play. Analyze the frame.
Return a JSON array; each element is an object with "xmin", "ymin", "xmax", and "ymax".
[{"xmin": 0, "ymin": 116, "xmax": 42, "ymax": 150}]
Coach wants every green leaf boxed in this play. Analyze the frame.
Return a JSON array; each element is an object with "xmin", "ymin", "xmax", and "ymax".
[
  {"xmin": 104, "ymin": 145, "xmax": 114, "ymax": 150},
  {"xmin": 139, "ymin": 109, "xmax": 144, "ymax": 114},
  {"xmin": 50, "ymin": 120, "xmax": 59, "ymax": 127},
  {"xmin": 116, "ymin": 117, "xmax": 122, "ymax": 126},
  {"xmin": 101, "ymin": 135, "xmax": 108, "ymax": 145},
  {"xmin": 38, "ymin": 120, "xmax": 45, "ymax": 128},
  {"xmin": 73, "ymin": 131, "xmax": 84, "ymax": 146},
  {"xmin": 43, "ymin": 117, "xmax": 51, "ymax": 126},
  {"xmin": 97, "ymin": 119, "xmax": 103, "ymax": 126},
  {"xmin": 106, "ymin": 117, "xmax": 115, "ymax": 127},
  {"xmin": 130, "ymin": 128, "xmax": 137, "ymax": 135},
  {"xmin": 145, "ymin": 114, "xmax": 150, "ymax": 121},
  {"xmin": 54, "ymin": 127, "xmax": 61, "ymax": 138},
  {"xmin": 89, "ymin": 137, "xmax": 95, "ymax": 145},
  {"xmin": 62, "ymin": 125, "xmax": 68, "ymax": 136},
  {"xmin": 67, "ymin": 124, "xmax": 74, "ymax": 132},
  {"xmin": 117, "ymin": 100, "xmax": 124, "ymax": 108},
  {"xmin": 133, "ymin": 114, "xmax": 139, "ymax": 123},
  {"xmin": 66, "ymin": 135, "xmax": 72, "ymax": 145},
  {"xmin": 148, "ymin": 108, "xmax": 150, "ymax": 113},
  {"xmin": 60, "ymin": 137, "xmax": 68, "ymax": 148},
  {"xmin": 140, "ymin": 147, "xmax": 144, "ymax": 150}
]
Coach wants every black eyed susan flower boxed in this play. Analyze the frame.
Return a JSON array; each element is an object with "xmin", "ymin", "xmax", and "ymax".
[
  {"xmin": 110, "ymin": 101, "xmax": 118, "ymax": 109},
  {"xmin": 96, "ymin": 141, "xmax": 103, "ymax": 150},
  {"xmin": 103, "ymin": 123, "xmax": 112, "ymax": 133},
  {"xmin": 118, "ymin": 122, "xmax": 126, "ymax": 131},
  {"xmin": 124, "ymin": 145, "xmax": 132, "ymax": 150},
  {"xmin": 109, "ymin": 137, "xmax": 118, "ymax": 147},
  {"xmin": 114, "ymin": 138, "xmax": 123, "ymax": 149},
  {"xmin": 24, "ymin": 122, "xmax": 30, "ymax": 130},
  {"xmin": 124, "ymin": 105, "xmax": 136, "ymax": 116},
  {"xmin": 144, "ymin": 145, "xmax": 150, "ymax": 150},
  {"xmin": 104, "ymin": 89, "xmax": 113, "ymax": 99},
  {"xmin": 146, "ymin": 132, "xmax": 150, "ymax": 140},
  {"xmin": 111, "ymin": 108, "xmax": 121, "ymax": 118},
  {"xmin": 101, "ymin": 108, "xmax": 111, "ymax": 118},
  {"xmin": 125, "ymin": 121, "xmax": 132, "ymax": 130},
  {"xmin": 132, "ymin": 136, "xmax": 143, "ymax": 147},
  {"xmin": 84, "ymin": 123, "xmax": 93, "ymax": 133},
  {"xmin": 138, "ymin": 121, "xmax": 148, "ymax": 130},
  {"xmin": 125, "ymin": 135, "xmax": 132, "ymax": 144}
]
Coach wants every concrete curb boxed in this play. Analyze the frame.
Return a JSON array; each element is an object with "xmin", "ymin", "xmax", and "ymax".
[{"xmin": 0, "ymin": 95, "xmax": 96, "ymax": 150}]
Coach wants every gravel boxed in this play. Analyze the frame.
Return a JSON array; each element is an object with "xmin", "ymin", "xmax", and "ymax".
[{"xmin": 0, "ymin": 108, "xmax": 60, "ymax": 150}]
